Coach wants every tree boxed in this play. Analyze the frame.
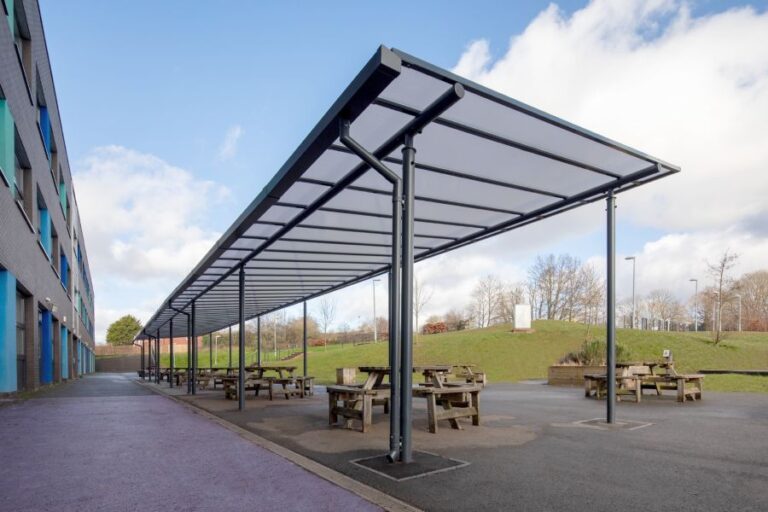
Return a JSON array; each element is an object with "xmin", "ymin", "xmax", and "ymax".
[
  {"xmin": 316, "ymin": 297, "xmax": 337, "ymax": 350},
  {"xmin": 707, "ymin": 250, "xmax": 738, "ymax": 344},
  {"xmin": 444, "ymin": 308, "xmax": 469, "ymax": 331},
  {"xmin": 413, "ymin": 277, "xmax": 433, "ymax": 333},
  {"xmin": 734, "ymin": 270, "xmax": 768, "ymax": 331},
  {"xmin": 471, "ymin": 274, "xmax": 504, "ymax": 327},
  {"xmin": 106, "ymin": 315, "xmax": 143, "ymax": 345}
]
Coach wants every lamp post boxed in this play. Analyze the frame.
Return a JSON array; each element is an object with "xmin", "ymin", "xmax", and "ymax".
[
  {"xmin": 215, "ymin": 335, "xmax": 221, "ymax": 367},
  {"xmin": 625, "ymin": 256, "xmax": 636, "ymax": 329},
  {"xmin": 372, "ymin": 279, "xmax": 381, "ymax": 342},
  {"xmin": 735, "ymin": 294, "xmax": 742, "ymax": 332},
  {"xmin": 689, "ymin": 278, "xmax": 698, "ymax": 332}
]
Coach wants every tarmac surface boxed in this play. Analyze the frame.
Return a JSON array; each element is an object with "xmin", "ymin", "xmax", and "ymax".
[
  {"xmin": 0, "ymin": 374, "xmax": 381, "ymax": 512},
  {"xmin": 165, "ymin": 376, "xmax": 768, "ymax": 512}
]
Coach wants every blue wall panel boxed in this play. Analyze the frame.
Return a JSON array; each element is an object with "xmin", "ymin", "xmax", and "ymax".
[
  {"xmin": 61, "ymin": 326, "xmax": 68, "ymax": 380},
  {"xmin": 0, "ymin": 271, "xmax": 17, "ymax": 392},
  {"xmin": 40, "ymin": 310, "xmax": 53, "ymax": 384}
]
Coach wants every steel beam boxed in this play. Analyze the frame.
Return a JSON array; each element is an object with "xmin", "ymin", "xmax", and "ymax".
[
  {"xmin": 228, "ymin": 325, "xmax": 232, "ymax": 369},
  {"xmin": 257, "ymin": 316, "xmax": 261, "ymax": 366}
]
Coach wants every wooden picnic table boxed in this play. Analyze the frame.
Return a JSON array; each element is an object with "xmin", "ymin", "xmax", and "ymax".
[{"xmin": 327, "ymin": 365, "xmax": 480, "ymax": 433}]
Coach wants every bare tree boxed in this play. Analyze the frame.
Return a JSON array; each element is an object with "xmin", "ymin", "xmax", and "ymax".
[
  {"xmin": 316, "ymin": 297, "xmax": 336, "ymax": 350},
  {"xmin": 734, "ymin": 270, "xmax": 768, "ymax": 331},
  {"xmin": 444, "ymin": 308, "xmax": 469, "ymax": 331},
  {"xmin": 579, "ymin": 264, "xmax": 604, "ymax": 325},
  {"xmin": 645, "ymin": 289, "xmax": 683, "ymax": 329},
  {"xmin": 471, "ymin": 274, "xmax": 504, "ymax": 327},
  {"xmin": 498, "ymin": 282, "xmax": 527, "ymax": 324},
  {"xmin": 707, "ymin": 250, "xmax": 739, "ymax": 344},
  {"xmin": 527, "ymin": 254, "xmax": 581, "ymax": 320},
  {"xmin": 413, "ymin": 277, "xmax": 433, "ymax": 333}
]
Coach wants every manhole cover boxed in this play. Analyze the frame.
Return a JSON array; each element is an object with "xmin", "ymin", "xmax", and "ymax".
[{"xmin": 351, "ymin": 451, "xmax": 469, "ymax": 481}]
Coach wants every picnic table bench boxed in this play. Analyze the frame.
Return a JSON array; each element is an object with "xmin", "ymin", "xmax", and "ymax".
[
  {"xmin": 585, "ymin": 364, "xmax": 704, "ymax": 403},
  {"xmin": 584, "ymin": 373, "xmax": 642, "ymax": 402},
  {"xmin": 326, "ymin": 385, "xmax": 389, "ymax": 433},
  {"xmin": 412, "ymin": 384, "xmax": 482, "ymax": 433}
]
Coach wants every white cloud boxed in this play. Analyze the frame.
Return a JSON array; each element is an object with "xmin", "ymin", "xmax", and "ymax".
[
  {"xmin": 452, "ymin": 1, "xmax": 768, "ymax": 234},
  {"xmin": 218, "ymin": 125, "xmax": 243, "ymax": 160},
  {"xmin": 73, "ymin": 146, "xmax": 230, "ymax": 341}
]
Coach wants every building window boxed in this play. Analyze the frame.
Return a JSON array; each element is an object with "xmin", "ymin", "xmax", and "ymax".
[
  {"xmin": 60, "ymin": 248, "xmax": 69, "ymax": 292},
  {"xmin": 0, "ymin": 97, "xmax": 13, "ymax": 187},
  {"xmin": 58, "ymin": 171, "xmax": 67, "ymax": 217},
  {"xmin": 37, "ymin": 188, "xmax": 51, "ymax": 257},
  {"xmin": 14, "ymin": 130, "xmax": 32, "ymax": 219},
  {"xmin": 16, "ymin": 289, "xmax": 27, "ymax": 391},
  {"xmin": 51, "ymin": 228, "xmax": 59, "ymax": 273},
  {"xmin": 12, "ymin": 0, "xmax": 33, "ymax": 89}
]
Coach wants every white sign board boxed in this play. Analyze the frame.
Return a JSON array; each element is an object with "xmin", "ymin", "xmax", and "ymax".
[{"xmin": 514, "ymin": 304, "xmax": 531, "ymax": 330}]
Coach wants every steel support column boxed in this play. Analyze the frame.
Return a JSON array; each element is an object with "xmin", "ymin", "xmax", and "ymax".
[
  {"xmin": 191, "ymin": 301, "xmax": 197, "ymax": 395},
  {"xmin": 186, "ymin": 314, "xmax": 191, "ymax": 394},
  {"xmin": 169, "ymin": 320, "xmax": 174, "ymax": 388},
  {"xmin": 257, "ymin": 317, "xmax": 261, "ymax": 366},
  {"xmin": 606, "ymin": 192, "xmax": 616, "ymax": 424},
  {"xmin": 399, "ymin": 133, "xmax": 416, "ymax": 463},
  {"xmin": 156, "ymin": 330, "xmax": 161, "ymax": 384},
  {"xmin": 303, "ymin": 302, "xmax": 308, "ymax": 376},
  {"xmin": 339, "ymin": 120, "xmax": 403, "ymax": 462},
  {"xmin": 209, "ymin": 332, "xmax": 213, "ymax": 370},
  {"xmin": 238, "ymin": 266, "xmax": 246, "ymax": 411},
  {"xmin": 228, "ymin": 325, "xmax": 233, "ymax": 369},
  {"xmin": 140, "ymin": 340, "xmax": 145, "ymax": 380}
]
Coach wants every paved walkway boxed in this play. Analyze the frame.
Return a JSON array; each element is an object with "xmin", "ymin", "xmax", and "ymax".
[{"xmin": 0, "ymin": 374, "xmax": 381, "ymax": 512}]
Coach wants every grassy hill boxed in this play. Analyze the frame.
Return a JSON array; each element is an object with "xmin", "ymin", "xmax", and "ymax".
[{"xmin": 161, "ymin": 320, "xmax": 768, "ymax": 392}]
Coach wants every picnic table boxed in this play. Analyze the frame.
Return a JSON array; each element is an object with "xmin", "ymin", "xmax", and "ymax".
[
  {"xmin": 327, "ymin": 365, "xmax": 482, "ymax": 433},
  {"xmin": 585, "ymin": 362, "xmax": 703, "ymax": 403},
  {"xmin": 221, "ymin": 366, "xmax": 311, "ymax": 400}
]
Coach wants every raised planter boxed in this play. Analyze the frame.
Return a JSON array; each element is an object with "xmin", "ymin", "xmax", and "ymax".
[{"xmin": 548, "ymin": 365, "xmax": 605, "ymax": 386}]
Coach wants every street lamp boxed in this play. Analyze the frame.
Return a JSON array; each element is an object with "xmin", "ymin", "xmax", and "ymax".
[
  {"xmin": 625, "ymin": 256, "xmax": 636, "ymax": 329},
  {"xmin": 372, "ymin": 279, "xmax": 381, "ymax": 342},
  {"xmin": 689, "ymin": 278, "xmax": 698, "ymax": 332}
]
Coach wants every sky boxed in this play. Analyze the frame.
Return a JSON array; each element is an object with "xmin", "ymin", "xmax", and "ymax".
[{"xmin": 38, "ymin": 0, "xmax": 768, "ymax": 343}]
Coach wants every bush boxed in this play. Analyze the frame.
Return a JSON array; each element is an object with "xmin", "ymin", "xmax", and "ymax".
[
  {"xmin": 558, "ymin": 339, "xmax": 630, "ymax": 365},
  {"xmin": 422, "ymin": 322, "xmax": 448, "ymax": 335}
]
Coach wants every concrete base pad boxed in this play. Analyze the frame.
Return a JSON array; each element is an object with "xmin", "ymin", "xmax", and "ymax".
[{"xmin": 352, "ymin": 451, "xmax": 469, "ymax": 481}]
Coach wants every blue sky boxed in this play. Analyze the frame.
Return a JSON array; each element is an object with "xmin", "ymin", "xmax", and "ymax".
[{"xmin": 37, "ymin": 1, "xmax": 768, "ymax": 341}]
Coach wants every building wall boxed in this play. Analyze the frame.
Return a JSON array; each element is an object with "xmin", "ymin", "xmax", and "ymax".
[{"xmin": 0, "ymin": 0, "xmax": 95, "ymax": 393}]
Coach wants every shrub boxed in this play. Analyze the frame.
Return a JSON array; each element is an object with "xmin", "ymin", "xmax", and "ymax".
[
  {"xmin": 422, "ymin": 322, "xmax": 448, "ymax": 335},
  {"xmin": 558, "ymin": 339, "xmax": 630, "ymax": 365}
]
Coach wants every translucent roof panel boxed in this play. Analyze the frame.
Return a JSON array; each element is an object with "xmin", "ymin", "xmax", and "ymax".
[{"xmin": 137, "ymin": 46, "xmax": 678, "ymax": 340}]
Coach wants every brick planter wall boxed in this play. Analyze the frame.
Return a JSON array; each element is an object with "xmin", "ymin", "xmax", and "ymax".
[{"xmin": 548, "ymin": 365, "xmax": 606, "ymax": 386}]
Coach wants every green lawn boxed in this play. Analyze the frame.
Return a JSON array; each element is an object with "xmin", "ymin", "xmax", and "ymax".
[{"xmin": 159, "ymin": 320, "xmax": 768, "ymax": 392}]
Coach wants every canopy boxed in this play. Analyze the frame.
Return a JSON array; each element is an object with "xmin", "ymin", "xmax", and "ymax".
[{"xmin": 136, "ymin": 46, "xmax": 678, "ymax": 340}]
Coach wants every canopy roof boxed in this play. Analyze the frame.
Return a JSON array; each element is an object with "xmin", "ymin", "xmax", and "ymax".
[{"xmin": 137, "ymin": 46, "xmax": 678, "ymax": 340}]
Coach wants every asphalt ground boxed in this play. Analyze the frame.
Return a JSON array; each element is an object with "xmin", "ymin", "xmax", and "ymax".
[
  {"xmin": 164, "ymin": 378, "xmax": 768, "ymax": 512},
  {"xmin": 0, "ymin": 373, "xmax": 382, "ymax": 512}
]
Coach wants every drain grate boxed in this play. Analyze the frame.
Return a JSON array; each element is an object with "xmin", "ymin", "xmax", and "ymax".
[{"xmin": 351, "ymin": 451, "xmax": 469, "ymax": 481}]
